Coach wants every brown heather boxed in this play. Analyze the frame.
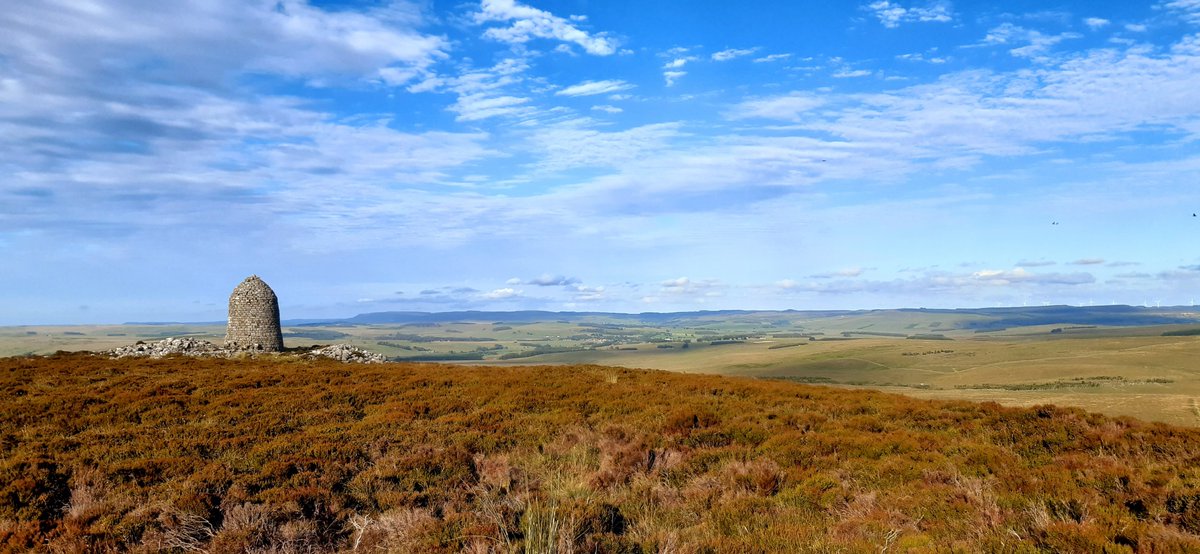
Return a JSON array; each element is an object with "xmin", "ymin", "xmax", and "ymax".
[{"xmin": 3, "ymin": 354, "xmax": 1200, "ymax": 552}]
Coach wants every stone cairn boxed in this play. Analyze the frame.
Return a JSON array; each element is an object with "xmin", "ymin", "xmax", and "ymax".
[
  {"xmin": 224, "ymin": 275, "xmax": 285, "ymax": 352},
  {"xmin": 104, "ymin": 275, "xmax": 387, "ymax": 363}
]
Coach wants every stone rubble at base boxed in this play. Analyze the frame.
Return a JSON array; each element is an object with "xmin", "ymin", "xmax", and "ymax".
[
  {"xmin": 105, "ymin": 337, "xmax": 386, "ymax": 363},
  {"xmin": 302, "ymin": 344, "xmax": 387, "ymax": 363}
]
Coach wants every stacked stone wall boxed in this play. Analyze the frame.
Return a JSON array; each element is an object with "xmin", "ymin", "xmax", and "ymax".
[{"xmin": 225, "ymin": 275, "xmax": 284, "ymax": 351}]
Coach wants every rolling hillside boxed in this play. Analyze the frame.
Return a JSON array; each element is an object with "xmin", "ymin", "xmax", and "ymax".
[{"xmin": 4, "ymin": 354, "xmax": 1200, "ymax": 552}]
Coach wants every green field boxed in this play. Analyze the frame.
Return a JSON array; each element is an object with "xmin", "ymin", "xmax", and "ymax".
[{"xmin": 5, "ymin": 306, "xmax": 1200, "ymax": 426}]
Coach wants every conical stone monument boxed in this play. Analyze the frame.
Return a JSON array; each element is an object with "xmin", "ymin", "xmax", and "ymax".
[{"xmin": 225, "ymin": 275, "xmax": 284, "ymax": 352}]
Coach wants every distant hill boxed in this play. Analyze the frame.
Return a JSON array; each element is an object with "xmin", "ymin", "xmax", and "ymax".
[
  {"xmin": 323, "ymin": 309, "xmax": 808, "ymax": 326},
  {"xmin": 123, "ymin": 305, "xmax": 1200, "ymax": 331},
  {"xmin": 321, "ymin": 305, "xmax": 1199, "ymax": 330},
  {"xmin": 899, "ymin": 304, "xmax": 1200, "ymax": 330}
]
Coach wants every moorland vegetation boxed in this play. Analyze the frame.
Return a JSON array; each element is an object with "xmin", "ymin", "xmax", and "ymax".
[{"xmin": 4, "ymin": 354, "xmax": 1200, "ymax": 552}]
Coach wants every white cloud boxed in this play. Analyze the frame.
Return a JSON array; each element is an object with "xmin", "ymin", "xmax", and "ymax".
[
  {"xmin": 407, "ymin": 58, "xmax": 539, "ymax": 121},
  {"xmin": 475, "ymin": 0, "xmax": 617, "ymax": 55},
  {"xmin": 659, "ymin": 277, "xmax": 723, "ymax": 297},
  {"xmin": 571, "ymin": 284, "xmax": 606, "ymax": 301},
  {"xmin": 833, "ymin": 69, "xmax": 873, "ymax": 78},
  {"xmin": 663, "ymin": 57, "xmax": 694, "ymax": 69},
  {"xmin": 864, "ymin": 1, "xmax": 953, "ymax": 28},
  {"xmin": 524, "ymin": 121, "xmax": 683, "ymax": 173},
  {"xmin": 723, "ymin": 38, "xmax": 1200, "ymax": 180},
  {"xmin": 729, "ymin": 93, "xmax": 825, "ymax": 121},
  {"xmin": 484, "ymin": 287, "xmax": 521, "ymax": 299},
  {"xmin": 810, "ymin": 268, "xmax": 866, "ymax": 279},
  {"xmin": 897, "ymin": 52, "xmax": 948, "ymax": 63},
  {"xmin": 970, "ymin": 268, "xmax": 1095, "ymax": 286},
  {"xmin": 527, "ymin": 274, "xmax": 580, "ymax": 286},
  {"xmin": 0, "ymin": 0, "xmax": 447, "ymax": 88},
  {"xmin": 662, "ymin": 277, "xmax": 691, "ymax": 288},
  {"xmin": 556, "ymin": 79, "xmax": 634, "ymax": 97},
  {"xmin": 1084, "ymin": 17, "xmax": 1111, "ymax": 30},
  {"xmin": 1164, "ymin": 0, "xmax": 1200, "ymax": 24},
  {"xmin": 753, "ymin": 53, "xmax": 792, "ymax": 63},
  {"xmin": 982, "ymin": 23, "xmax": 1082, "ymax": 58},
  {"xmin": 591, "ymin": 105, "xmax": 623, "ymax": 114},
  {"xmin": 663, "ymin": 71, "xmax": 687, "ymax": 86},
  {"xmin": 712, "ymin": 47, "xmax": 759, "ymax": 61},
  {"xmin": 1126, "ymin": 23, "xmax": 1148, "ymax": 32},
  {"xmin": 0, "ymin": 1, "xmax": 510, "ymax": 258},
  {"xmin": 449, "ymin": 93, "xmax": 532, "ymax": 121},
  {"xmin": 781, "ymin": 268, "xmax": 1096, "ymax": 296}
]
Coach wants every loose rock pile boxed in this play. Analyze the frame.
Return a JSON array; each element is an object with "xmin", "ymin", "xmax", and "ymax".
[
  {"xmin": 303, "ymin": 344, "xmax": 387, "ymax": 364},
  {"xmin": 106, "ymin": 338, "xmax": 387, "ymax": 364},
  {"xmin": 107, "ymin": 337, "xmax": 226, "ymax": 359}
]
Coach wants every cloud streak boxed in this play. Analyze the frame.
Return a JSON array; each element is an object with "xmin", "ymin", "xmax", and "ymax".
[
  {"xmin": 556, "ymin": 79, "xmax": 635, "ymax": 97},
  {"xmin": 475, "ymin": 0, "xmax": 617, "ymax": 55}
]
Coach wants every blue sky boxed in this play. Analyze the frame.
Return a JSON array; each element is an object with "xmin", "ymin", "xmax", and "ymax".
[{"xmin": 3, "ymin": 0, "xmax": 1200, "ymax": 324}]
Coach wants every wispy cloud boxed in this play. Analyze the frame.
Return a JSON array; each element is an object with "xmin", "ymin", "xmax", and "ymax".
[
  {"xmin": 556, "ymin": 79, "xmax": 635, "ymax": 97},
  {"xmin": 780, "ymin": 267, "xmax": 1095, "ymax": 296},
  {"xmin": 712, "ymin": 47, "xmax": 759, "ymax": 61},
  {"xmin": 728, "ymin": 93, "xmax": 825, "ymax": 121},
  {"xmin": 981, "ymin": 23, "xmax": 1082, "ymax": 58},
  {"xmin": 522, "ymin": 121, "xmax": 683, "ymax": 174},
  {"xmin": 1084, "ymin": 17, "xmax": 1111, "ymax": 30},
  {"xmin": 727, "ymin": 40, "xmax": 1200, "ymax": 164},
  {"xmin": 810, "ymin": 268, "xmax": 866, "ymax": 279},
  {"xmin": 863, "ymin": 1, "xmax": 953, "ymax": 28},
  {"xmin": 659, "ymin": 277, "xmax": 724, "ymax": 298},
  {"xmin": 663, "ymin": 71, "xmax": 687, "ymax": 87},
  {"xmin": 450, "ymin": 93, "xmax": 532, "ymax": 121},
  {"xmin": 570, "ymin": 284, "xmax": 606, "ymax": 302},
  {"xmin": 663, "ymin": 57, "xmax": 697, "ymax": 69},
  {"xmin": 896, "ymin": 52, "xmax": 948, "ymax": 64},
  {"xmin": 1163, "ymin": 0, "xmax": 1200, "ymax": 24},
  {"xmin": 526, "ymin": 274, "xmax": 581, "ymax": 286},
  {"xmin": 753, "ymin": 53, "xmax": 792, "ymax": 63},
  {"xmin": 474, "ymin": 0, "xmax": 617, "ymax": 55},
  {"xmin": 833, "ymin": 68, "xmax": 873, "ymax": 78}
]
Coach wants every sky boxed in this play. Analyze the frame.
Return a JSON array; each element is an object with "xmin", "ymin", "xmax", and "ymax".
[{"xmin": 3, "ymin": 0, "xmax": 1200, "ymax": 324}]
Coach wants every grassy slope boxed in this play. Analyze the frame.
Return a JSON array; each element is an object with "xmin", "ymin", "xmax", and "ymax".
[
  {"xmin": 6, "ymin": 322, "xmax": 1200, "ymax": 426},
  {"xmin": 513, "ymin": 335, "xmax": 1200, "ymax": 426},
  {"xmin": 4, "ymin": 355, "xmax": 1200, "ymax": 552}
]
